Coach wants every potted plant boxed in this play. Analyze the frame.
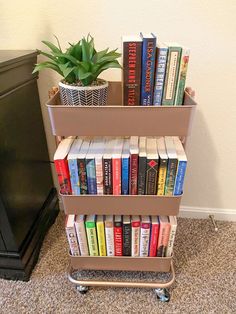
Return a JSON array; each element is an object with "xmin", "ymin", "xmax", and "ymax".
[{"xmin": 33, "ymin": 35, "xmax": 121, "ymax": 106}]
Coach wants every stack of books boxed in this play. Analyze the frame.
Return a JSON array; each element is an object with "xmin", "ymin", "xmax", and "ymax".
[
  {"xmin": 66, "ymin": 214, "xmax": 177, "ymax": 258},
  {"xmin": 122, "ymin": 33, "xmax": 190, "ymax": 106},
  {"xmin": 54, "ymin": 136, "xmax": 187, "ymax": 196}
]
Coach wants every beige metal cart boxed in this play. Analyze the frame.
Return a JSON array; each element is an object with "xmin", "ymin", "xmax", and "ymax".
[{"xmin": 46, "ymin": 82, "xmax": 196, "ymax": 302}]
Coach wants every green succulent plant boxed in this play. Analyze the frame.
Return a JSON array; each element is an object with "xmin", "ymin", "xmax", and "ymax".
[{"xmin": 33, "ymin": 34, "xmax": 121, "ymax": 86}]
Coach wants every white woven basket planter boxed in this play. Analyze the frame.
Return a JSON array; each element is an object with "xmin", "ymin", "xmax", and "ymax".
[{"xmin": 59, "ymin": 79, "xmax": 108, "ymax": 106}]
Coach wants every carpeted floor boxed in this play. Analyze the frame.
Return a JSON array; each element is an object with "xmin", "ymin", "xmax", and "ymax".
[{"xmin": 0, "ymin": 212, "xmax": 235, "ymax": 314}]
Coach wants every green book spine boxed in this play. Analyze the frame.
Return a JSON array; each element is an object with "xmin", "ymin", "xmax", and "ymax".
[
  {"xmin": 175, "ymin": 48, "xmax": 190, "ymax": 105},
  {"xmin": 85, "ymin": 220, "xmax": 99, "ymax": 256}
]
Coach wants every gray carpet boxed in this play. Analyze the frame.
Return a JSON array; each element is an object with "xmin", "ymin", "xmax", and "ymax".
[{"xmin": 0, "ymin": 213, "xmax": 235, "ymax": 314}]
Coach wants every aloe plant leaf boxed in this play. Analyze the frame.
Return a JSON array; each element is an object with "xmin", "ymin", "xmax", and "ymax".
[
  {"xmin": 37, "ymin": 50, "xmax": 57, "ymax": 61},
  {"xmin": 58, "ymin": 63, "xmax": 76, "ymax": 78},
  {"xmin": 92, "ymin": 48, "xmax": 109, "ymax": 63},
  {"xmin": 42, "ymin": 40, "xmax": 62, "ymax": 54},
  {"xmin": 53, "ymin": 35, "xmax": 62, "ymax": 51},
  {"xmin": 32, "ymin": 61, "xmax": 63, "ymax": 76},
  {"xmin": 53, "ymin": 53, "xmax": 79, "ymax": 65}
]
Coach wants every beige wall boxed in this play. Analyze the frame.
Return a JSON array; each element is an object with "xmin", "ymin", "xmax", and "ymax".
[{"xmin": 1, "ymin": 0, "xmax": 236, "ymax": 210}]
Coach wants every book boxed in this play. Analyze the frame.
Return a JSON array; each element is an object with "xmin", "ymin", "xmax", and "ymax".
[
  {"xmin": 121, "ymin": 139, "xmax": 130, "ymax": 195},
  {"xmin": 74, "ymin": 215, "xmax": 89, "ymax": 256},
  {"xmin": 122, "ymin": 215, "xmax": 131, "ymax": 256},
  {"xmin": 112, "ymin": 138, "xmax": 124, "ymax": 195},
  {"xmin": 85, "ymin": 215, "xmax": 99, "ymax": 256},
  {"xmin": 96, "ymin": 215, "xmax": 107, "ymax": 256},
  {"xmin": 173, "ymin": 137, "xmax": 187, "ymax": 195},
  {"xmin": 54, "ymin": 137, "xmax": 74, "ymax": 195},
  {"xmin": 114, "ymin": 215, "xmax": 123, "ymax": 256},
  {"xmin": 105, "ymin": 215, "xmax": 115, "ymax": 256},
  {"xmin": 65, "ymin": 215, "xmax": 80, "ymax": 256},
  {"xmin": 77, "ymin": 139, "xmax": 91, "ymax": 195},
  {"xmin": 129, "ymin": 136, "xmax": 139, "ymax": 195},
  {"xmin": 122, "ymin": 36, "xmax": 142, "ymax": 106},
  {"xmin": 139, "ymin": 216, "xmax": 151, "ymax": 257},
  {"xmin": 156, "ymin": 137, "xmax": 168, "ymax": 195},
  {"xmin": 166, "ymin": 216, "xmax": 177, "ymax": 257},
  {"xmin": 157, "ymin": 216, "xmax": 171, "ymax": 257},
  {"xmin": 93, "ymin": 138, "xmax": 106, "ymax": 195},
  {"xmin": 67, "ymin": 138, "xmax": 83, "ymax": 195},
  {"xmin": 145, "ymin": 138, "xmax": 159, "ymax": 195},
  {"xmin": 149, "ymin": 216, "xmax": 160, "ymax": 257},
  {"xmin": 137, "ymin": 136, "xmax": 147, "ymax": 195},
  {"xmin": 86, "ymin": 139, "xmax": 98, "ymax": 195},
  {"xmin": 175, "ymin": 47, "xmax": 190, "ymax": 105},
  {"xmin": 131, "ymin": 215, "xmax": 140, "ymax": 257},
  {"xmin": 103, "ymin": 138, "xmax": 114, "ymax": 195},
  {"xmin": 162, "ymin": 44, "xmax": 182, "ymax": 106},
  {"xmin": 153, "ymin": 43, "xmax": 169, "ymax": 106},
  {"xmin": 164, "ymin": 137, "xmax": 178, "ymax": 195},
  {"xmin": 140, "ymin": 33, "xmax": 156, "ymax": 106}
]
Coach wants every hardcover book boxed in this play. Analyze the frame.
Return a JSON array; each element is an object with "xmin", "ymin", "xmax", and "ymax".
[
  {"xmin": 103, "ymin": 138, "xmax": 114, "ymax": 195},
  {"xmin": 65, "ymin": 215, "xmax": 80, "ymax": 256},
  {"xmin": 153, "ymin": 43, "xmax": 168, "ymax": 106},
  {"xmin": 74, "ymin": 215, "xmax": 89, "ymax": 256},
  {"xmin": 145, "ymin": 138, "xmax": 159, "ymax": 195},
  {"xmin": 122, "ymin": 215, "xmax": 131, "ymax": 256},
  {"xmin": 156, "ymin": 137, "xmax": 168, "ymax": 195},
  {"xmin": 105, "ymin": 215, "xmax": 115, "ymax": 256},
  {"xmin": 175, "ymin": 47, "xmax": 190, "ymax": 105},
  {"xmin": 114, "ymin": 215, "xmax": 123, "ymax": 256},
  {"xmin": 96, "ymin": 215, "xmax": 107, "ymax": 256},
  {"xmin": 157, "ymin": 216, "xmax": 171, "ymax": 257},
  {"xmin": 137, "ymin": 136, "xmax": 147, "ymax": 195},
  {"xmin": 149, "ymin": 216, "xmax": 160, "ymax": 257},
  {"xmin": 122, "ymin": 35, "xmax": 142, "ymax": 106},
  {"xmin": 85, "ymin": 215, "xmax": 99, "ymax": 256},
  {"xmin": 54, "ymin": 137, "xmax": 75, "ymax": 195},
  {"xmin": 86, "ymin": 139, "xmax": 98, "ymax": 195},
  {"xmin": 93, "ymin": 138, "xmax": 106, "ymax": 195},
  {"xmin": 173, "ymin": 137, "xmax": 187, "ymax": 195},
  {"xmin": 140, "ymin": 33, "xmax": 157, "ymax": 106},
  {"xmin": 166, "ymin": 216, "xmax": 177, "ymax": 257},
  {"xmin": 112, "ymin": 138, "xmax": 124, "ymax": 195},
  {"xmin": 131, "ymin": 215, "xmax": 140, "ymax": 257},
  {"xmin": 162, "ymin": 43, "xmax": 182, "ymax": 106},
  {"xmin": 129, "ymin": 136, "xmax": 139, "ymax": 195},
  {"xmin": 139, "ymin": 216, "xmax": 151, "ymax": 257},
  {"xmin": 121, "ymin": 138, "xmax": 130, "ymax": 195},
  {"xmin": 77, "ymin": 139, "xmax": 91, "ymax": 195},
  {"xmin": 164, "ymin": 137, "xmax": 178, "ymax": 195},
  {"xmin": 68, "ymin": 138, "xmax": 83, "ymax": 195}
]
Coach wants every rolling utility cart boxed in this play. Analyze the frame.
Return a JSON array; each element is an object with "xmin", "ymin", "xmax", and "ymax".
[{"xmin": 46, "ymin": 82, "xmax": 196, "ymax": 302}]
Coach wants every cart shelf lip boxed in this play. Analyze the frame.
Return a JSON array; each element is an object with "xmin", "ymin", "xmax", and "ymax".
[
  {"xmin": 60, "ymin": 193, "xmax": 182, "ymax": 216},
  {"xmin": 69, "ymin": 254, "xmax": 172, "ymax": 272}
]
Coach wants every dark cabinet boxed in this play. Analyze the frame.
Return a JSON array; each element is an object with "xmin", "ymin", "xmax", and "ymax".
[{"xmin": 0, "ymin": 50, "xmax": 58, "ymax": 281}]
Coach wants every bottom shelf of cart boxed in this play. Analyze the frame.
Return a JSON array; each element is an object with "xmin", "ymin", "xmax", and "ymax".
[{"xmin": 69, "ymin": 255, "xmax": 172, "ymax": 272}]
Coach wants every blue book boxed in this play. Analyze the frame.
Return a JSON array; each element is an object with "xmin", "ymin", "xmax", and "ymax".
[
  {"xmin": 140, "ymin": 33, "xmax": 157, "ymax": 106},
  {"xmin": 153, "ymin": 43, "xmax": 168, "ymax": 106},
  {"xmin": 173, "ymin": 137, "xmax": 187, "ymax": 195},
  {"xmin": 67, "ymin": 138, "xmax": 83, "ymax": 195},
  {"xmin": 86, "ymin": 140, "xmax": 98, "ymax": 195},
  {"xmin": 121, "ymin": 139, "xmax": 130, "ymax": 195}
]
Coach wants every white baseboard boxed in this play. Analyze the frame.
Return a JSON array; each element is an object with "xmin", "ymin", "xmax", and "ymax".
[{"xmin": 180, "ymin": 206, "xmax": 236, "ymax": 221}]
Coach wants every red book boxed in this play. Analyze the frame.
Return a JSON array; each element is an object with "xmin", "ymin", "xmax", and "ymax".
[
  {"xmin": 157, "ymin": 216, "xmax": 171, "ymax": 257},
  {"xmin": 129, "ymin": 136, "xmax": 139, "ymax": 195},
  {"xmin": 112, "ymin": 139, "xmax": 124, "ymax": 195},
  {"xmin": 149, "ymin": 216, "xmax": 160, "ymax": 257},
  {"xmin": 54, "ymin": 137, "xmax": 74, "ymax": 195},
  {"xmin": 114, "ymin": 215, "xmax": 123, "ymax": 256}
]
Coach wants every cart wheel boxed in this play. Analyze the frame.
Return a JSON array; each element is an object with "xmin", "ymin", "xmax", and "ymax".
[
  {"xmin": 154, "ymin": 288, "xmax": 170, "ymax": 302},
  {"xmin": 76, "ymin": 285, "xmax": 89, "ymax": 294}
]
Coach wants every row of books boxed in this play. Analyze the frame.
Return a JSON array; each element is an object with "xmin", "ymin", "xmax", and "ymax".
[
  {"xmin": 122, "ymin": 33, "xmax": 190, "ymax": 106},
  {"xmin": 66, "ymin": 214, "xmax": 177, "ymax": 258},
  {"xmin": 54, "ymin": 136, "xmax": 187, "ymax": 196}
]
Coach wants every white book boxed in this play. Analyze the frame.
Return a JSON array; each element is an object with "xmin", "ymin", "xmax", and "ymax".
[
  {"xmin": 91, "ymin": 138, "xmax": 106, "ymax": 195},
  {"xmin": 166, "ymin": 216, "xmax": 177, "ymax": 257},
  {"xmin": 74, "ymin": 215, "xmax": 89, "ymax": 256},
  {"xmin": 146, "ymin": 137, "xmax": 159, "ymax": 160},
  {"xmin": 54, "ymin": 136, "xmax": 75, "ymax": 160},
  {"xmin": 139, "ymin": 216, "xmax": 151, "ymax": 257},
  {"xmin": 156, "ymin": 137, "xmax": 168, "ymax": 160},
  {"xmin": 105, "ymin": 215, "xmax": 115, "ymax": 256},
  {"xmin": 65, "ymin": 215, "xmax": 80, "ymax": 256},
  {"xmin": 131, "ymin": 215, "xmax": 140, "ymax": 257}
]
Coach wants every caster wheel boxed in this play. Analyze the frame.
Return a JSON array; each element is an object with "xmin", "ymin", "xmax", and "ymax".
[
  {"xmin": 76, "ymin": 285, "xmax": 89, "ymax": 294},
  {"xmin": 154, "ymin": 288, "xmax": 170, "ymax": 302}
]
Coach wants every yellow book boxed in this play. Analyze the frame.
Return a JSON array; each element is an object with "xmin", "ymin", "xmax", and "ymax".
[
  {"xmin": 157, "ymin": 137, "xmax": 168, "ymax": 195},
  {"xmin": 96, "ymin": 215, "xmax": 107, "ymax": 256},
  {"xmin": 85, "ymin": 215, "xmax": 99, "ymax": 256}
]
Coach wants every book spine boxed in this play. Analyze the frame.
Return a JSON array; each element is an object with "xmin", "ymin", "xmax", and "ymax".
[
  {"xmin": 86, "ymin": 158, "xmax": 97, "ymax": 194},
  {"xmin": 85, "ymin": 222, "xmax": 99, "ymax": 256},
  {"xmin": 140, "ymin": 36, "xmax": 156, "ymax": 106},
  {"xmin": 153, "ymin": 47, "xmax": 168, "ymax": 106},
  {"xmin": 103, "ymin": 158, "xmax": 113, "ymax": 194},
  {"xmin": 123, "ymin": 41, "xmax": 142, "ymax": 106},
  {"xmin": 74, "ymin": 220, "xmax": 89, "ymax": 256},
  {"xmin": 112, "ymin": 157, "xmax": 121, "ymax": 195},
  {"xmin": 105, "ymin": 223, "xmax": 115, "ymax": 256},
  {"xmin": 139, "ymin": 223, "xmax": 150, "ymax": 257},
  {"xmin": 175, "ymin": 48, "xmax": 190, "ymax": 105},
  {"xmin": 129, "ymin": 154, "xmax": 138, "ymax": 195},
  {"xmin": 157, "ymin": 158, "xmax": 168, "ymax": 195},
  {"xmin": 121, "ymin": 157, "xmax": 129, "ymax": 195},
  {"xmin": 166, "ymin": 223, "xmax": 177, "ymax": 257},
  {"xmin": 77, "ymin": 159, "xmax": 88, "ymax": 195},
  {"xmin": 66, "ymin": 225, "xmax": 80, "ymax": 256},
  {"xmin": 123, "ymin": 223, "xmax": 131, "ymax": 256},
  {"xmin": 162, "ymin": 46, "xmax": 182, "ymax": 105},
  {"xmin": 131, "ymin": 221, "xmax": 140, "ymax": 257},
  {"xmin": 145, "ymin": 158, "xmax": 159, "ymax": 195},
  {"xmin": 149, "ymin": 223, "xmax": 159, "ymax": 257},
  {"xmin": 97, "ymin": 221, "xmax": 107, "ymax": 256},
  {"xmin": 95, "ymin": 156, "xmax": 104, "ymax": 195},
  {"xmin": 157, "ymin": 223, "xmax": 171, "ymax": 257},
  {"xmin": 114, "ymin": 222, "xmax": 123, "ymax": 256},
  {"xmin": 174, "ymin": 160, "xmax": 187, "ymax": 195},
  {"xmin": 68, "ymin": 159, "xmax": 80, "ymax": 195},
  {"xmin": 54, "ymin": 159, "xmax": 72, "ymax": 195},
  {"xmin": 138, "ymin": 156, "xmax": 147, "ymax": 195},
  {"xmin": 165, "ymin": 158, "xmax": 178, "ymax": 195}
]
